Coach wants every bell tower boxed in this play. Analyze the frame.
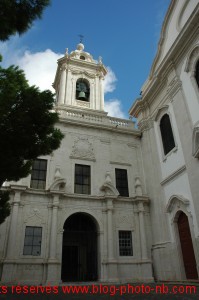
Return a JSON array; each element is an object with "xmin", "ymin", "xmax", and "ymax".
[{"xmin": 53, "ymin": 43, "xmax": 107, "ymax": 111}]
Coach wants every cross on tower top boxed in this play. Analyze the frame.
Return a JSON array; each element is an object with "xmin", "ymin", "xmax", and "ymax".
[{"xmin": 78, "ymin": 34, "xmax": 84, "ymax": 43}]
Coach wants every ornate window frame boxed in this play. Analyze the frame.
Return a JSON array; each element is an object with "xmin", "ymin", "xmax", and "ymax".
[
  {"xmin": 154, "ymin": 106, "xmax": 178, "ymax": 161},
  {"xmin": 185, "ymin": 45, "xmax": 199, "ymax": 101},
  {"xmin": 185, "ymin": 46, "xmax": 199, "ymax": 158},
  {"xmin": 192, "ymin": 122, "xmax": 199, "ymax": 158}
]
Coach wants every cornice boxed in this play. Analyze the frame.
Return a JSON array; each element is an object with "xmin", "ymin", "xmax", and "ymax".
[
  {"xmin": 145, "ymin": 5, "xmax": 199, "ymax": 98},
  {"xmin": 53, "ymin": 54, "xmax": 107, "ymax": 90},
  {"xmin": 138, "ymin": 118, "xmax": 154, "ymax": 131},
  {"xmin": 150, "ymin": 3, "xmax": 199, "ymax": 80},
  {"xmin": 110, "ymin": 161, "xmax": 132, "ymax": 166},
  {"xmin": 160, "ymin": 165, "xmax": 186, "ymax": 186},
  {"xmin": 57, "ymin": 56, "xmax": 107, "ymax": 74},
  {"xmin": 149, "ymin": 0, "xmax": 177, "ymax": 79},
  {"xmin": 130, "ymin": 3, "xmax": 199, "ymax": 117}
]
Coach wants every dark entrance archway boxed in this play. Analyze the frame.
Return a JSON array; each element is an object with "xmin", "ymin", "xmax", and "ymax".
[
  {"xmin": 61, "ymin": 213, "xmax": 98, "ymax": 282},
  {"xmin": 177, "ymin": 211, "xmax": 198, "ymax": 279}
]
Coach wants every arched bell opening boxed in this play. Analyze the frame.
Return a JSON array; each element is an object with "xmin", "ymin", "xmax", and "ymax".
[
  {"xmin": 176, "ymin": 211, "xmax": 198, "ymax": 279},
  {"xmin": 76, "ymin": 78, "xmax": 90, "ymax": 101},
  {"xmin": 61, "ymin": 212, "xmax": 98, "ymax": 282}
]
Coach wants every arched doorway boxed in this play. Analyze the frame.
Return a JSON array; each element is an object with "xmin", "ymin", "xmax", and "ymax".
[
  {"xmin": 177, "ymin": 211, "xmax": 198, "ymax": 279},
  {"xmin": 61, "ymin": 213, "xmax": 98, "ymax": 282}
]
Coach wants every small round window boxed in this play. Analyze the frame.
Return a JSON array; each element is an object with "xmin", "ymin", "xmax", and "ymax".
[{"xmin": 80, "ymin": 55, "xmax": 85, "ymax": 60}]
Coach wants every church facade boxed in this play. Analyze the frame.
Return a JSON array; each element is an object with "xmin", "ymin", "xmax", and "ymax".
[
  {"xmin": 0, "ymin": 0, "xmax": 199, "ymax": 284},
  {"xmin": 129, "ymin": 0, "xmax": 199, "ymax": 281}
]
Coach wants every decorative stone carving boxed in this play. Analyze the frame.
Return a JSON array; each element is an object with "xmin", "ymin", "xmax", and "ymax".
[
  {"xmin": 139, "ymin": 118, "xmax": 154, "ymax": 131},
  {"xmin": 100, "ymin": 172, "xmax": 119, "ymax": 196},
  {"xmin": 98, "ymin": 56, "xmax": 102, "ymax": 64},
  {"xmin": 154, "ymin": 105, "xmax": 169, "ymax": 121},
  {"xmin": 54, "ymin": 167, "xmax": 61, "ymax": 179},
  {"xmin": 70, "ymin": 137, "xmax": 95, "ymax": 161},
  {"xmin": 49, "ymin": 178, "xmax": 66, "ymax": 192},
  {"xmin": 76, "ymin": 100, "xmax": 90, "ymax": 108},
  {"xmin": 117, "ymin": 213, "xmax": 134, "ymax": 228},
  {"xmin": 70, "ymin": 68, "xmax": 96, "ymax": 78},
  {"xmin": 185, "ymin": 45, "xmax": 199, "ymax": 73},
  {"xmin": 166, "ymin": 195, "xmax": 190, "ymax": 213},
  {"xmin": 135, "ymin": 177, "xmax": 143, "ymax": 196},
  {"xmin": 105, "ymin": 171, "xmax": 112, "ymax": 184},
  {"xmin": 192, "ymin": 123, "xmax": 199, "ymax": 158},
  {"xmin": 24, "ymin": 208, "xmax": 46, "ymax": 225}
]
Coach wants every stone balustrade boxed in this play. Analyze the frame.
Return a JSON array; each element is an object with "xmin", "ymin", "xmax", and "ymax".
[{"xmin": 56, "ymin": 108, "xmax": 135, "ymax": 129}]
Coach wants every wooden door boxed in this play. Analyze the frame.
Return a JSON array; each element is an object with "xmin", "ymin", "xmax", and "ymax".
[{"xmin": 177, "ymin": 212, "xmax": 198, "ymax": 279}]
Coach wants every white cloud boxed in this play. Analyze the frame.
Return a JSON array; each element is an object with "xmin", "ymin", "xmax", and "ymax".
[
  {"xmin": 104, "ymin": 67, "xmax": 117, "ymax": 93},
  {"xmin": 0, "ymin": 40, "xmax": 125, "ymax": 118},
  {"xmin": 0, "ymin": 36, "xmax": 27, "ymax": 66},
  {"xmin": 103, "ymin": 67, "xmax": 126, "ymax": 118},
  {"xmin": 104, "ymin": 99, "xmax": 126, "ymax": 119},
  {"xmin": 16, "ymin": 49, "xmax": 63, "ymax": 92},
  {"xmin": 0, "ymin": 37, "xmax": 63, "ymax": 92}
]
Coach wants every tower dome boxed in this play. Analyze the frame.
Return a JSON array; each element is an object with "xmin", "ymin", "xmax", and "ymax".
[{"xmin": 77, "ymin": 43, "xmax": 84, "ymax": 51}]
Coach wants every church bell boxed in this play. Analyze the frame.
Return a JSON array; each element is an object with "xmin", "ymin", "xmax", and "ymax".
[{"xmin": 78, "ymin": 91, "xmax": 86, "ymax": 100}]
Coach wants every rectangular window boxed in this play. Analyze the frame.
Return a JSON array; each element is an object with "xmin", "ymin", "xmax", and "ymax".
[
  {"xmin": 30, "ymin": 159, "xmax": 47, "ymax": 189},
  {"xmin": 115, "ymin": 168, "xmax": 129, "ymax": 197},
  {"xmin": 119, "ymin": 230, "xmax": 133, "ymax": 256},
  {"xmin": 23, "ymin": 226, "xmax": 42, "ymax": 256},
  {"xmin": 75, "ymin": 164, "xmax": 91, "ymax": 194}
]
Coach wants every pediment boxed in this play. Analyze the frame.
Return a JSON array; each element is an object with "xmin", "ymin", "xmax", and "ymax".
[
  {"xmin": 49, "ymin": 178, "xmax": 66, "ymax": 192},
  {"xmin": 154, "ymin": 105, "xmax": 169, "ymax": 121},
  {"xmin": 166, "ymin": 195, "xmax": 189, "ymax": 213},
  {"xmin": 100, "ymin": 182, "xmax": 119, "ymax": 197}
]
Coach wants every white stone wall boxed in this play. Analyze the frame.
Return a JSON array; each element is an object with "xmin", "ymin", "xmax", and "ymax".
[
  {"xmin": 0, "ymin": 115, "xmax": 153, "ymax": 284},
  {"xmin": 130, "ymin": 0, "xmax": 199, "ymax": 281}
]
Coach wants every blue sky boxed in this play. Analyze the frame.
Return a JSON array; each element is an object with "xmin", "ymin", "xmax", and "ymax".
[{"xmin": 0, "ymin": 0, "xmax": 171, "ymax": 118}]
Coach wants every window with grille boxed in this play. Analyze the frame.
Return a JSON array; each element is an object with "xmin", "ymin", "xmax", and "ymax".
[
  {"xmin": 23, "ymin": 226, "xmax": 42, "ymax": 256},
  {"xmin": 115, "ymin": 168, "xmax": 129, "ymax": 197},
  {"xmin": 75, "ymin": 164, "xmax": 91, "ymax": 194},
  {"xmin": 119, "ymin": 231, "xmax": 133, "ymax": 256},
  {"xmin": 195, "ymin": 61, "xmax": 199, "ymax": 88},
  {"xmin": 160, "ymin": 114, "xmax": 175, "ymax": 155},
  {"xmin": 30, "ymin": 159, "xmax": 47, "ymax": 189}
]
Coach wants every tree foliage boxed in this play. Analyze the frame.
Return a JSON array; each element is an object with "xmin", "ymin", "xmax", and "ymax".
[
  {"xmin": 0, "ymin": 191, "xmax": 10, "ymax": 225},
  {"xmin": 0, "ymin": 65, "xmax": 64, "ymax": 224},
  {"xmin": 0, "ymin": 0, "xmax": 60, "ymax": 225},
  {"xmin": 0, "ymin": 0, "xmax": 50, "ymax": 41},
  {"xmin": 0, "ymin": 65, "xmax": 64, "ymax": 186}
]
